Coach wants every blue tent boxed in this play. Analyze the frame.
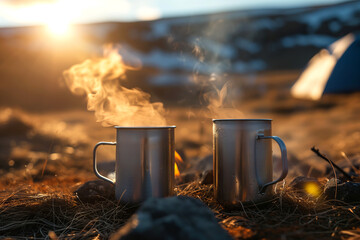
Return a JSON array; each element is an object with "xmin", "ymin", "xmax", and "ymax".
[
  {"xmin": 324, "ymin": 38, "xmax": 360, "ymax": 93},
  {"xmin": 292, "ymin": 34, "xmax": 360, "ymax": 100}
]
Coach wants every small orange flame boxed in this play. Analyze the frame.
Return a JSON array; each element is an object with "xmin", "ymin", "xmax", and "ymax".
[
  {"xmin": 175, "ymin": 151, "xmax": 184, "ymax": 164},
  {"xmin": 174, "ymin": 151, "xmax": 183, "ymax": 178},
  {"xmin": 174, "ymin": 163, "xmax": 180, "ymax": 177}
]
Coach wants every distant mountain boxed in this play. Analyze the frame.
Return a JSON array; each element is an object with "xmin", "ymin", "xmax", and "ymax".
[
  {"xmin": 81, "ymin": 0, "xmax": 360, "ymax": 85},
  {"xmin": 0, "ymin": 1, "xmax": 359, "ymax": 109}
]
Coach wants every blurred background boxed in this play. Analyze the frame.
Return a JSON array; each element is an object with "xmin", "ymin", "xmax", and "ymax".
[{"xmin": 1, "ymin": 0, "xmax": 360, "ymax": 182}]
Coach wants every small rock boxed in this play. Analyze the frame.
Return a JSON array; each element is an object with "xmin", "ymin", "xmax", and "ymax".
[
  {"xmin": 200, "ymin": 170, "xmax": 213, "ymax": 185},
  {"xmin": 324, "ymin": 178, "xmax": 360, "ymax": 203},
  {"xmin": 74, "ymin": 180, "xmax": 114, "ymax": 203},
  {"xmin": 110, "ymin": 196, "xmax": 232, "ymax": 240}
]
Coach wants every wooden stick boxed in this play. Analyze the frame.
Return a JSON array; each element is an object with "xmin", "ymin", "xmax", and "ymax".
[{"xmin": 311, "ymin": 146, "xmax": 352, "ymax": 181}]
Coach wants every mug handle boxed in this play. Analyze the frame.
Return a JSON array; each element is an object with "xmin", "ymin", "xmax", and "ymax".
[
  {"xmin": 256, "ymin": 133, "xmax": 288, "ymax": 194},
  {"xmin": 93, "ymin": 141, "xmax": 117, "ymax": 184}
]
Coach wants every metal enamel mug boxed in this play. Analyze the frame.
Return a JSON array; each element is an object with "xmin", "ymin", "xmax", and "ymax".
[
  {"xmin": 213, "ymin": 119, "xmax": 288, "ymax": 205},
  {"xmin": 93, "ymin": 126, "xmax": 175, "ymax": 204}
]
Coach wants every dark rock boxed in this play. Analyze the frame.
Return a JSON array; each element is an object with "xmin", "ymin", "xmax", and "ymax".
[
  {"xmin": 200, "ymin": 170, "xmax": 213, "ymax": 185},
  {"xmin": 74, "ymin": 180, "xmax": 115, "ymax": 203},
  {"xmin": 110, "ymin": 196, "xmax": 232, "ymax": 240},
  {"xmin": 324, "ymin": 178, "xmax": 360, "ymax": 203}
]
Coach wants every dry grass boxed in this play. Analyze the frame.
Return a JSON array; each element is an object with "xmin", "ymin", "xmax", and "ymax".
[
  {"xmin": 176, "ymin": 182, "xmax": 360, "ymax": 239},
  {"xmin": 0, "ymin": 185, "xmax": 136, "ymax": 239},
  {"xmin": 1, "ymin": 87, "xmax": 360, "ymax": 239},
  {"xmin": 1, "ymin": 180, "xmax": 360, "ymax": 239}
]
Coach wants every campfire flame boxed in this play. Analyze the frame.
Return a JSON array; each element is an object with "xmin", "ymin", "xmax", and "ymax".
[
  {"xmin": 175, "ymin": 151, "xmax": 184, "ymax": 178},
  {"xmin": 174, "ymin": 164, "xmax": 180, "ymax": 178},
  {"xmin": 63, "ymin": 45, "xmax": 166, "ymax": 127}
]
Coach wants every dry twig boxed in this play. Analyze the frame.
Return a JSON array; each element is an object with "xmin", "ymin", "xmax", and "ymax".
[{"xmin": 311, "ymin": 146, "xmax": 352, "ymax": 181}]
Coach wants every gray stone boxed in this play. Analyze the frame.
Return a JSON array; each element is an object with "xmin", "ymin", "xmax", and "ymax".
[{"xmin": 110, "ymin": 196, "xmax": 232, "ymax": 240}]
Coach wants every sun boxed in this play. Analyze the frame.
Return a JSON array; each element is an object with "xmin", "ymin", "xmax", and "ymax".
[{"xmin": 46, "ymin": 19, "xmax": 70, "ymax": 37}]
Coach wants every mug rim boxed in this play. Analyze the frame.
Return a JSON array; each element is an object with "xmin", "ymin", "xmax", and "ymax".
[
  {"xmin": 114, "ymin": 126, "xmax": 176, "ymax": 129},
  {"xmin": 212, "ymin": 118, "xmax": 272, "ymax": 122}
]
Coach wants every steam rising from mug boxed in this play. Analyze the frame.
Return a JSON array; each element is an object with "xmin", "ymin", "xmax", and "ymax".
[
  {"xmin": 63, "ymin": 45, "xmax": 166, "ymax": 127},
  {"xmin": 202, "ymin": 81, "xmax": 242, "ymax": 119}
]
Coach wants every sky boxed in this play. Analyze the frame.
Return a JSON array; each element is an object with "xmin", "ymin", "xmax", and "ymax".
[{"xmin": 0, "ymin": 0, "xmax": 350, "ymax": 27}]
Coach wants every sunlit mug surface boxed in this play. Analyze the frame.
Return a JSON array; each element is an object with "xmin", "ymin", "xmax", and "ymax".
[
  {"xmin": 213, "ymin": 119, "xmax": 288, "ymax": 206},
  {"xmin": 93, "ymin": 126, "xmax": 175, "ymax": 204}
]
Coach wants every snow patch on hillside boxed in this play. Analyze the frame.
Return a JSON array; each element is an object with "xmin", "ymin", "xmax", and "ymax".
[
  {"xmin": 296, "ymin": 2, "xmax": 360, "ymax": 32},
  {"xmin": 281, "ymin": 35, "xmax": 336, "ymax": 48}
]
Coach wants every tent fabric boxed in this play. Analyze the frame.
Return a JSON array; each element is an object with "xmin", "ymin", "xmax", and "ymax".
[
  {"xmin": 324, "ymin": 40, "xmax": 360, "ymax": 94},
  {"xmin": 291, "ymin": 34, "xmax": 360, "ymax": 100}
]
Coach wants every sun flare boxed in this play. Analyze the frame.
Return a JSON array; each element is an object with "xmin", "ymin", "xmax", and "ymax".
[
  {"xmin": 47, "ymin": 19, "xmax": 70, "ymax": 37},
  {"xmin": 304, "ymin": 182, "xmax": 321, "ymax": 197}
]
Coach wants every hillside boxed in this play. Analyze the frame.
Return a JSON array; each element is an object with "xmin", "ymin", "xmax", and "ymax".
[{"xmin": 0, "ymin": 1, "xmax": 359, "ymax": 110}]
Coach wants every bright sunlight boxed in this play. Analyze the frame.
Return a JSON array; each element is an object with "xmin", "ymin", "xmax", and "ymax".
[{"xmin": 47, "ymin": 19, "xmax": 70, "ymax": 37}]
